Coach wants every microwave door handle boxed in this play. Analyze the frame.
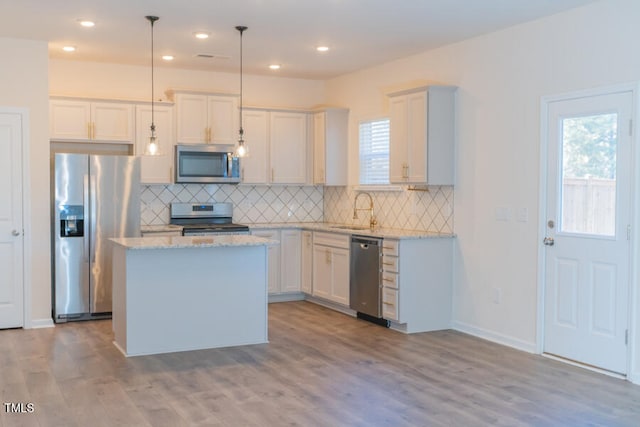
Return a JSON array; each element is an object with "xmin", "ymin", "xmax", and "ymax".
[{"xmin": 227, "ymin": 153, "xmax": 233, "ymax": 178}]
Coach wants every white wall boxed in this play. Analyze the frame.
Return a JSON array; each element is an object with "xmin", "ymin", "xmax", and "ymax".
[
  {"xmin": 49, "ymin": 59, "xmax": 325, "ymax": 108},
  {"xmin": 325, "ymin": 0, "xmax": 640, "ymax": 380},
  {"xmin": 0, "ymin": 38, "xmax": 50, "ymax": 326}
]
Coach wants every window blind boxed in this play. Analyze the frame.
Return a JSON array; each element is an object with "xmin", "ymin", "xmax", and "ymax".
[{"xmin": 359, "ymin": 119, "xmax": 390, "ymax": 185}]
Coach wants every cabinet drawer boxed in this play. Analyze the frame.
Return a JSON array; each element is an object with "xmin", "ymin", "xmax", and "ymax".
[
  {"xmin": 313, "ymin": 231, "xmax": 349, "ymax": 249},
  {"xmin": 382, "ymin": 254, "xmax": 398, "ymax": 273},
  {"xmin": 381, "ymin": 271, "xmax": 399, "ymax": 289},
  {"xmin": 382, "ymin": 239, "xmax": 399, "ymax": 256},
  {"xmin": 382, "ymin": 287, "xmax": 399, "ymax": 321}
]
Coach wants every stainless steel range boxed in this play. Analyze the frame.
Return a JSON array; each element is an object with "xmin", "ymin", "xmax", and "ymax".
[{"xmin": 170, "ymin": 202, "xmax": 250, "ymax": 236}]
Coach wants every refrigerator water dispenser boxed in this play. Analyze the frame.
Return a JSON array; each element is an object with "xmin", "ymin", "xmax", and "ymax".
[{"xmin": 59, "ymin": 205, "xmax": 84, "ymax": 237}]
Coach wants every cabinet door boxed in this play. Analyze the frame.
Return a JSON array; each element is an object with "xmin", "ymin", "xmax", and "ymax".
[
  {"xmin": 50, "ymin": 100, "xmax": 91, "ymax": 140},
  {"xmin": 312, "ymin": 245, "xmax": 332, "ymax": 300},
  {"xmin": 135, "ymin": 104, "xmax": 174, "ymax": 184},
  {"xmin": 175, "ymin": 93, "xmax": 208, "ymax": 144},
  {"xmin": 389, "ymin": 95, "xmax": 408, "ymax": 183},
  {"xmin": 252, "ymin": 230, "xmax": 280, "ymax": 294},
  {"xmin": 280, "ymin": 229, "xmax": 301, "ymax": 293},
  {"xmin": 406, "ymin": 91, "xmax": 427, "ymax": 183},
  {"xmin": 301, "ymin": 231, "xmax": 313, "ymax": 294},
  {"xmin": 270, "ymin": 112, "xmax": 307, "ymax": 184},
  {"xmin": 208, "ymin": 96, "xmax": 238, "ymax": 145},
  {"xmin": 313, "ymin": 112, "xmax": 326, "ymax": 184},
  {"xmin": 240, "ymin": 110, "xmax": 269, "ymax": 184},
  {"xmin": 330, "ymin": 247, "xmax": 350, "ymax": 306},
  {"xmin": 91, "ymin": 102, "xmax": 134, "ymax": 142}
]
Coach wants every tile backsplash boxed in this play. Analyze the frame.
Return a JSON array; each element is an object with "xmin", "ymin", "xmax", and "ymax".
[
  {"xmin": 324, "ymin": 186, "xmax": 454, "ymax": 233},
  {"xmin": 141, "ymin": 183, "xmax": 454, "ymax": 233},
  {"xmin": 141, "ymin": 184, "xmax": 324, "ymax": 226}
]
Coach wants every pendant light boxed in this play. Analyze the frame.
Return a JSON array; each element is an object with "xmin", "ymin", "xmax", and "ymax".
[
  {"xmin": 234, "ymin": 25, "xmax": 249, "ymax": 158},
  {"xmin": 145, "ymin": 15, "xmax": 160, "ymax": 156}
]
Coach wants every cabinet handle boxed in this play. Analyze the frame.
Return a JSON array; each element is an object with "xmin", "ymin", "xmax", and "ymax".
[
  {"xmin": 382, "ymin": 262, "xmax": 395, "ymax": 266},
  {"xmin": 383, "ymin": 277, "xmax": 394, "ymax": 282},
  {"xmin": 382, "ymin": 246, "xmax": 395, "ymax": 250},
  {"xmin": 326, "ymin": 249, "xmax": 331, "ymax": 263},
  {"xmin": 383, "ymin": 301, "xmax": 394, "ymax": 306},
  {"xmin": 271, "ymin": 168, "xmax": 275, "ymax": 182},
  {"xmin": 87, "ymin": 123, "xmax": 92, "ymax": 139}
]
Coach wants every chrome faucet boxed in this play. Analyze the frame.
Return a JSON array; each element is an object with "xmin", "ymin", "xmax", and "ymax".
[{"xmin": 353, "ymin": 192, "xmax": 377, "ymax": 230}]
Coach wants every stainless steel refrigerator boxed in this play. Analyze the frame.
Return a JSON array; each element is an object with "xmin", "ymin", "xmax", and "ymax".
[{"xmin": 52, "ymin": 153, "xmax": 140, "ymax": 322}]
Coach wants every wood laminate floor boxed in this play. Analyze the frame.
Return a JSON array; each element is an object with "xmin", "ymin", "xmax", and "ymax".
[{"xmin": 1, "ymin": 301, "xmax": 640, "ymax": 426}]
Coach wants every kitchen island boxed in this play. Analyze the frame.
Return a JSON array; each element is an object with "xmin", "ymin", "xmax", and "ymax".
[{"xmin": 110, "ymin": 235, "xmax": 275, "ymax": 356}]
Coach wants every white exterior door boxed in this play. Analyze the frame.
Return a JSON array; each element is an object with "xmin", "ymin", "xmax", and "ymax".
[
  {"xmin": 0, "ymin": 112, "xmax": 24, "ymax": 328},
  {"xmin": 543, "ymin": 91, "xmax": 632, "ymax": 375}
]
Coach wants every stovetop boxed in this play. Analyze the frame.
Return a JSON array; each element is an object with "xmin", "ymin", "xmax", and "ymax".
[{"xmin": 169, "ymin": 202, "xmax": 249, "ymax": 234}]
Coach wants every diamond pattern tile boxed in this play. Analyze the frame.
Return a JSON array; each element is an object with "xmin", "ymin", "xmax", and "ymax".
[
  {"xmin": 140, "ymin": 184, "xmax": 325, "ymax": 226},
  {"xmin": 323, "ymin": 185, "xmax": 454, "ymax": 233},
  {"xmin": 140, "ymin": 182, "xmax": 454, "ymax": 231}
]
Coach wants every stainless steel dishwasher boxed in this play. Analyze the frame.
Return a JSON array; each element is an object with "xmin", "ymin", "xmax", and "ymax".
[{"xmin": 350, "ymin": 235, "xmax": 388, "ymax": 326}]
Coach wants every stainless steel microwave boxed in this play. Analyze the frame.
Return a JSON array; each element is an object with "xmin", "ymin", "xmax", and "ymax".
[{"xmin": 175, "ymin": 144, "xmax": 240, "ymax": 184}]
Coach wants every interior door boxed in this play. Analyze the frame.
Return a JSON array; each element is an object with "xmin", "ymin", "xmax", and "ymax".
[
  {"xmin": 543, "ymin": 91, "xmax": 632, "ymax": 374},
  {"xmin": 0, "ymin": 112, "xmax": 24, "ymax": 328}
]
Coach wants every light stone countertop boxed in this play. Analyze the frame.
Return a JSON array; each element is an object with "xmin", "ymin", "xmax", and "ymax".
[
  {"xmin": 141, "ymin": 222, "xmax": 455, "ymax": 240},
  {"xmin": 110, "ymin": 235, "xmax": 277, "ymax": 250},
  {"xmin": 248, "ymin": 222, "xmax": 455, "ymax": 240}
]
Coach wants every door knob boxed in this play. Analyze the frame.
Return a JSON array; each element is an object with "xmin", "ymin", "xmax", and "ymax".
[
  {"xmin": 543, "ymin": 237, "xmax": 554, "ymax": 246},
  {"xmin": 12, "ymin": 229, "xmax": 20, "ymax": 236}
]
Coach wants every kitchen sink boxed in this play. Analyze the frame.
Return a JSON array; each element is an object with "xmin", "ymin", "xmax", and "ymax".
[{"xmin": 329, "ymin": 225, "xmax": 370, "ymax": 230}]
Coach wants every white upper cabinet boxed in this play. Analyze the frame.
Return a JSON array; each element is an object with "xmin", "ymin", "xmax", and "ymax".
[
  {"xmin": 269, "ymin": 111, "xmax": 308, "ymax": 184},
  {"xmin": 313, "ymin": 108, "xmax": 348, "ymax": 186},
  {"xmin": 172, "ymin": 92, "xmax": 238, "ymax": 145},
  {"xmin": 388, "ymin": 86, "xmax": 456, "ymax": 185},
  {"xmin": 135, "ymin": 104, "xmax": 174, "ymax": 184},
  {"xmin": 240, "ymin": 109, "xmax": 269, "ymax": 184},
  {"xmin": 50, "ymin": 99, "xmax": 134, "ymax": 143}
]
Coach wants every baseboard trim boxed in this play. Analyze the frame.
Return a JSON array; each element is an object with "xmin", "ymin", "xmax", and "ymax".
[
  {"xmin": 268, "ymin": 292, "xmax": 306, "ymax": 303},
  {"xmin": 452, "ymin": 320, "xmax": 536, "ymax": 353},
  {"xmin": 29, "ymin": 318, "xmax": 54, "ymax": 329}
]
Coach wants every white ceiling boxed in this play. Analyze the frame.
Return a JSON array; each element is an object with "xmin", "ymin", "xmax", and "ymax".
[{"xmin": 0, "ymin": 0, "xmax": 597, "ymax": 80}]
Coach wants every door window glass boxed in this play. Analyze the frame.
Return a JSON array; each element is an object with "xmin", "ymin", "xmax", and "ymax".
[{"xmin": 560, "ymin": 113, "xmax": 617, "ymax": 236}]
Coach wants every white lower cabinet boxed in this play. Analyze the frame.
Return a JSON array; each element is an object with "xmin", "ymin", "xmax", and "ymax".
[
  {"xmin": 301, "ymin": 230, "xmax": 313, "ymax": 294},
  {"xmin": 312, "ymin": 232, "xmax": 349, "ymax": 306},
  {"xmin": 381, "ymin": 238, "xmax": 452, "ymax": 332},
  {"xmin": 252, "ymin": 229, "xmax": 301, "ymax": 295},
  {"xmin": 280, "ymin": 229, "xmax": 302, "ymax": 293}
]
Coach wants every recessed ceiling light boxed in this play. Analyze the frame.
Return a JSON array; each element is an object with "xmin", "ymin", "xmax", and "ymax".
[
  {"xmin": 269, "ymin": 64, "xmax": 281, "ymax": 70},
  {"xmin": 316, "ymin": 46, "xmax": 330, "ymax": 52},
  {"xmin": 78, "ymin": 20, "xmax": 95, "ymax": 28},
  {"xmin": 162, "ymin": 55, "xmax": 174, "ymax": 61},
  {"xmin": 62, "ymin": 46, "xmax": 76, "ymax": 52},
  {"xmin": 194, "ymin": 32, "xmax": 210, "ymax": 40}
]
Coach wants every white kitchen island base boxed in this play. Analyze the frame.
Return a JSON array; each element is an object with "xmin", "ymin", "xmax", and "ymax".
[{"xmin": 111, "ymin": 236, "xmax": 271, "ymax": 356}]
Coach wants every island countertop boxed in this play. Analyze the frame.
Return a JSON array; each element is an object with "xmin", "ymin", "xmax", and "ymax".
[{"xmin": 110, "ymin": 234, "xmax": 277, "ymax": 250}]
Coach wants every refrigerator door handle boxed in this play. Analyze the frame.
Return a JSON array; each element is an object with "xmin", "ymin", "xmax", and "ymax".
[
  {"xmin": 90, "ymin": 175, "xmax": 97, "ymax": 263},
  {"xmin": 83, "ymin": 174, "xmax": 90, "ymax": 262}
]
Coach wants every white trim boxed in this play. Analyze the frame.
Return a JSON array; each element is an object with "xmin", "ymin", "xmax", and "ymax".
[
  {"xmin": 452, "ymin": 320, "xmax": 537, "ymax": 353},
  {"xmin": 20, "ymin": 108, "xmax": 32, "ymax": 329},
  {"xmin": 30, "ymin": 318, "xmax": 54, "ymax": 329},
  {"xmin": 542, "ymin": 353, "xmax": 626, "ymax": 380},
  {"xmin": 268, "ymin": 292, "xmax": 305, "ymax": 303},
  {"xmin": 537, "ymin": 82, "xmax": 640, "ymax": 381}
]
